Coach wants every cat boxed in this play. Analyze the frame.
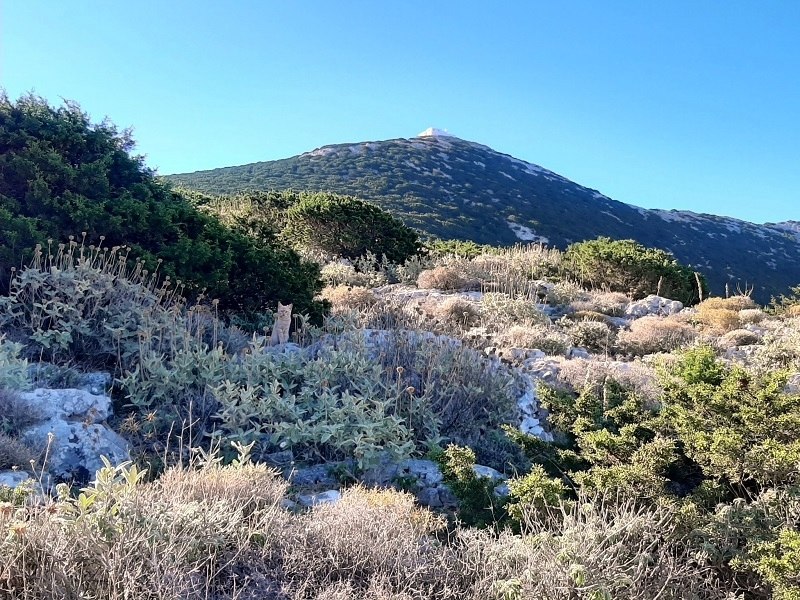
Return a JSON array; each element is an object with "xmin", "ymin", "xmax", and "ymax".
[{"xmin": 269, "ymin": 302, "xmax": 292, "ymax": 346}]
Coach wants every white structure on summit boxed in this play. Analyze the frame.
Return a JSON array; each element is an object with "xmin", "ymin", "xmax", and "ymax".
[{"xmin": 418, "ymin": 127, "xmax": 455, "ymax": 138}]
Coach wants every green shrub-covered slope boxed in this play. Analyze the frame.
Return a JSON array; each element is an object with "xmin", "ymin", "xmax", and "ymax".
[{"xmin": 168, "ymin": 133, "xmax": 800, "ymax": 303}]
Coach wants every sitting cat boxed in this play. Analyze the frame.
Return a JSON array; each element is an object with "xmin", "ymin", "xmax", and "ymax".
[{"xmin": 269, "ymin": 302, "xmax": 292, "ymax": 346}]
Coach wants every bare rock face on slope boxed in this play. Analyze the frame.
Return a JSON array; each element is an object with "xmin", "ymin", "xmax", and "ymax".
[{"xmin": 19, "ymin": 388, "xmax": 130, "ymax": 483}]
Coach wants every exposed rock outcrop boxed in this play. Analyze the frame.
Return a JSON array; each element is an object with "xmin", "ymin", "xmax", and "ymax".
[{"xmin": 18, "ymin": 388, "xmax": 129, "ymax": 483}]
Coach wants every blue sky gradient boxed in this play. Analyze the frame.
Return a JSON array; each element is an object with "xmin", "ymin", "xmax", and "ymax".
[{"xmin": 2, "ymin": 1, "xmax": 798, "ymax": 223}]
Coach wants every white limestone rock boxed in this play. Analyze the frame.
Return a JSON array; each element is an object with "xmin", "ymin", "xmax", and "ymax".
[
  {"xmin": 625, "ymin": 295, "xmax": 684, "ymax": 318},
  {"xmin": 16, "ymin": 388, "xmax": 129, "ymax": 483},
  {"xmin": 298, "ymin": 489, "xmax": 342, "ymax": 507}
]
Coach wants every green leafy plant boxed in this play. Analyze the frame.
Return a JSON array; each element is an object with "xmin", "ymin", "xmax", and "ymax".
[{"xmin": 0, "ymin": 335, "xmax": 28, "ymax": 391}]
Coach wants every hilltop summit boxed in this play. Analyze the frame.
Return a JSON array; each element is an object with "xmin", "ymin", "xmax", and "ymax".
[{"xmin": 417, "ymin": 127, "xmax": 455, "ymax": 138}]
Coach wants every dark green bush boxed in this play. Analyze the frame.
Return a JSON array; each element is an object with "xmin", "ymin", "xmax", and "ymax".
[
  {"xmin": 564, "ymin": 237, "xmax": 706, "ymax": 304},
  {"xmin": 284, "ymin": 192, "xmax": 421, "ymax": 263},
  {"xmin": 0, "ymin": 93, "xmax": 322, "ymax": 318}
]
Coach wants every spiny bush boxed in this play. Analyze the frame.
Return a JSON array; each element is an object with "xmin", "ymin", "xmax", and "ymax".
[
  {"xmin": 320, "ymin": 285, "xmax": 376, "ymax": 311},
  {"xmin": 480, "ymin": 293, "xmax": 548, "ymax": 329},
  {"xmin": 495, "ymin": 324, "xmax": 570, "ymax": 356},
  {"xmin": 0, "ymin": 432, "xmax": 36, "ymax": 470},
  {"xmin": 556, "ymin": 357, "xmax": 663, "ymax": 408},
  {"xmin": 751, "ymin": 320, "xmax": 800, "ymax": 373},
  {"xmin": 616, "ymin": 315, "xmax": 697, "ymax": 355},
  {"xmin": 0, "ymin": 388, "xmax": 41, "ymax": 436},
  {"xmin": 416, "ymin": 266, "xmax": 467, "ymax": 290},
  {"xmin": 543, "ymin": 280, "xmax": 587, "ymax": 306},
  {"xmin": 566, "ymin": 319, "xmax": 616, "ymax": 354},
  {"xmin": 739, "ymin": 307, "xmax": 767, "ymax": 325},
  {"xmin": 433, "ymin": 297, "xmax": 481, "ymax": 328},
  {"xmin": 569, "ymin": 290, "xmax": 630, "ymax": 317},
  {"xmin": 320, "ymin": 261, "xmax": 384, "ymax": 288},
  {"xmin": 425, "ymin": 238, "xmax": 494, "ymax": 260},
  {"xmin": 717, "ymin": 328, "xmax": 761, "ymax": 349}
]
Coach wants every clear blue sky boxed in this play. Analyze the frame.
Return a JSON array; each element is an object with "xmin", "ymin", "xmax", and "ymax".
[{"xmin": 2, "ymin": 1, "xmax": 799, "ymax": 224}]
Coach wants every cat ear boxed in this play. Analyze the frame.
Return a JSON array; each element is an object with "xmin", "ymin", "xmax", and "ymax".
[
  {"xmin": 287, "ymin": 303, "xmax": 293, "ymax": 309},
  {"xmin": 277, "ymin": 301, "xmax": 285, "ymax": 309}
]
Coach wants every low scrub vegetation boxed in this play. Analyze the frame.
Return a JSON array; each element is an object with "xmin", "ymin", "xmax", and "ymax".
[{"xmin": 3, "ymin": 95, "xmax": 800, "ymax": 599}]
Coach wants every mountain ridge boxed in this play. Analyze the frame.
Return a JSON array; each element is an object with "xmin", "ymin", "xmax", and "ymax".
[{"xmin": 166, "ymin": 133, "xmax": 800, "ymax": 303}]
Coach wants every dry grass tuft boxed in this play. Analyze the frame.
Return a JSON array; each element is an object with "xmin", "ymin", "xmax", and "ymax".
[
  {"xmin": 786, "ymin": 304, "xmax": 800, "ymax": 318},
  {"xmin": 695, "ymin": 295, "xmax": 758, "ymax": 333},
  {"xmin": 279, "ymin": 486, "xmax": 452, "ymax": 596},
  {"xmin": 155, "ymin": 458, "xmax": 287, "ymax": 508},
  {"xmin": 0, "ymin": 461, "xmax": 733, "ymax": 600},
  {"xmin": 696, "ymin": 307, "xmax": 740, "ymax": 333},
  {"xmin": 486, "ymin": 496, "xmax": 730, "ymax": 599},
  {"xmin": 699, "ymin": 295, "xmax": 757, "ymax": 312}
]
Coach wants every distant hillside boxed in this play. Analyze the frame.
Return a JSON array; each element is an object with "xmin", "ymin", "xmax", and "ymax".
[{"xmin": 167, "ymin": 129, "xmax": 800, "ymax": 302}]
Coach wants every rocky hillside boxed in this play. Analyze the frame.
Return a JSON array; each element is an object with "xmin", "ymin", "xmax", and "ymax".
[{"xmin": 168, "ymin": 129, "xmax": 800, "ymax": 303}]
